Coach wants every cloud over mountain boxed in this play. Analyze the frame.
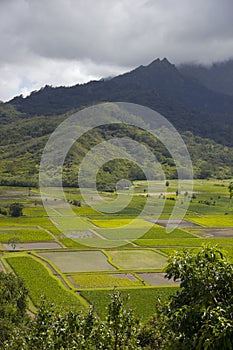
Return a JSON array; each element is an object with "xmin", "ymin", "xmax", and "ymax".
[{"xmin": 0, "ymin": 0, "xmax": 233, "ymax": 101}]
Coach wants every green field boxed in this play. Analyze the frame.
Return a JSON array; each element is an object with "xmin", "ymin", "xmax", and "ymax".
[
  {"xmin": 141, "ymin": 225, "xmax": 195, "ymax": 239},
  {"xmin": 0, "ymin": 228, "xmax": 53, "ymax": 242},
  {"xmin": 70, "ymin": 273, "xmax": 143, "ymax": 288},
  {"xmin": 107, "ymin": 249, "xmax": 167, "ymax": 270},
  {"xmin": 81, "ymin": 287, "xmax": 179, "ymax": 320},
  {"xmin": 39, "ymin": 251, "xmax": 115, "ymax": 272},
  {"xmin": 0, "ymin": 216, "xmax": 61, "ymax": 236},
  {"xmin": 91, "ymin": 218, "xmax": 152, "ymax": 228},
  {"xmin": 95, "ymin": 225, "xmax": 194, "ymax": 241},
  {"xmin": 6, "ymin": 255, "xmax": 85, "ymax": 311}
]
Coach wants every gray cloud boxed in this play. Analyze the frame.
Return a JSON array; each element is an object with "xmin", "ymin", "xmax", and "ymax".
[{"xmin": 0, "ymin": 0, "xmax": 233, "ymax": 101}]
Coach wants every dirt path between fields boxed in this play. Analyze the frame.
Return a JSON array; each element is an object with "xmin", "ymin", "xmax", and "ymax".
[{"xmin": 0, "ymin": 260, "xmax": 6, "ymax": 272}]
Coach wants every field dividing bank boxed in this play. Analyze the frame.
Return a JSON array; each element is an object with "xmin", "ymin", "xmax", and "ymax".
[
  {"xmin": 4, "ymin": 254, "xmax": 87, "ymax": 311},
  {"xmin": 59, "ymin": 235, "xmax": 133, "ymax": 249},
  {"xmin": 30, "ymin": 252, "xmax": 75, "ymax": 290},
  {"xmin": 3, "ymin": 242, "xmax": 62, "ymax": 251},
  {"xmin": 81, "ymin": 287, "xmax": 179, "ymax": 321},
  {"xmin": 134, "ymin": 237, "xmax": 233, "ymax": 247},
  {"xmin": 0, "ymin": 259, "xmax": 6, "ymax": 272}
]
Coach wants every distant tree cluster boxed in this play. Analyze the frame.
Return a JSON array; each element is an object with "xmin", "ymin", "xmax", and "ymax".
[
  {"xmin": 68, "ymin": 199, "xmax": 81, "ymax": 207},
  {"xmin": 0, "ymin": 203, "xmax": 24, "ymax": 217},
  {"xmin": 229, "ymin": 181, "xmax": 233, "ymax": 200},
  {"xmin": 9, "ymin": 203, "xmax": 24, "ymax": 217}
]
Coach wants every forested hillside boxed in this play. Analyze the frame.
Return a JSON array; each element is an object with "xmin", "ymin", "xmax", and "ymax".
[{"xmin": 1, "ymin": 58, "xmax": 233, "ymax": 186}]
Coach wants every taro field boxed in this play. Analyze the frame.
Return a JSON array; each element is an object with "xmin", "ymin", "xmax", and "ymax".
[{"xmin": 0, "ymin": 180, "xmax": 233, "ymax": 319}]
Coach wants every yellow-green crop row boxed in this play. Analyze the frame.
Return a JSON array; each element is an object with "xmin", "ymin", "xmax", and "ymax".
[
  {"xmin": 189, "ymin": 215, "xmax": 233, "ymax": 227},
  {"xmin": 0, "ymin": 229, "xmax": 53, "ymax": 242},
  {"xmin": 6, "ymin": 255, "xmax": 85, "ymax": 311},
  {"xmin": 71, "ymin": 273, "xmax": 143, "ymax": 288},
  {"xmin": 91, "ymin": 218, "xmax": 152, "ymax": 228}
]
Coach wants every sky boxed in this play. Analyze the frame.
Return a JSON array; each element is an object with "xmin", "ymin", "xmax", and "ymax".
[{"xmin": 0, "ymin": 0, "xmax": 233, "ymax": 102}]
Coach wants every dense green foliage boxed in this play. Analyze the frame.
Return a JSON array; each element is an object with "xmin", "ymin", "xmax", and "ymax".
[
  {"xmin": 9, "ymin": 202, "xmax": 23, "ymax": 217},
  {"xmin": 1, "ymin": 109, "xmax": 233, "ymax": 186},
  {"xmin": 4, "ymin": 290, "xmax": 141, "ymax": 350},
  {"xmin": 229, "ymin": 181, "xmax": 233, "ymax": 199},
  {"xmin": 154, "ymin": 247, "xmax": 233, "ymax": 349},
  {"xmin": 0, "ymin": 271, "xmax": 28, "ymax": 343}
]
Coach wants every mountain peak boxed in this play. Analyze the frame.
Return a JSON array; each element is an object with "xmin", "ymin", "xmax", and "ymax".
[
  {"xmin": 127, "ymin": 57, "xmax": 177, "ymax": 79},
  {"xmin": 147, "ymin": 57, "xmax": 174, "ymax": 68}
]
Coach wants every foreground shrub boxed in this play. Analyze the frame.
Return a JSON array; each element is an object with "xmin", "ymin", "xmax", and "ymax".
[
  {"xmin": 155, "ymin": 246, "xmax": 233, "ymax": 349},
  {"xmin": 0, "ymin": 272, "xmax": 28, "ymax": 343}
]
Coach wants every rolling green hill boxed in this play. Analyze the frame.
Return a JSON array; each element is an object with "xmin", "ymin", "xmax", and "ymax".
[{"xmin": 0, "ymin": 105, "xmax": 233, "ymax": 187}]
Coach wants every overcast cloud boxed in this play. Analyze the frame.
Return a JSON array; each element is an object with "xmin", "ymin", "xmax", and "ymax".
[{"xmin": 0, "ymin": 0, "xmax": 233, "ymax": 101}]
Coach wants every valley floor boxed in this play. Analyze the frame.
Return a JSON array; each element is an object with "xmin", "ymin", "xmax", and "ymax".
[{"xmin": 0, "ymin": 179, "xmax": 232, "ymax": 318}]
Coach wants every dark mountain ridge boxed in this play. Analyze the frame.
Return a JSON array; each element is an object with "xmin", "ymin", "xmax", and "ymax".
[
  {"xmin": 179, "ymin": 59, "xmax": 233, "ymax": 96},
  {"xmin": 10, "ymin": 58, "xmax": 233, "ymax": 116},
  {"xmin": 7, "ymin": 58, "xmax": 233, "ymax": 147}
]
